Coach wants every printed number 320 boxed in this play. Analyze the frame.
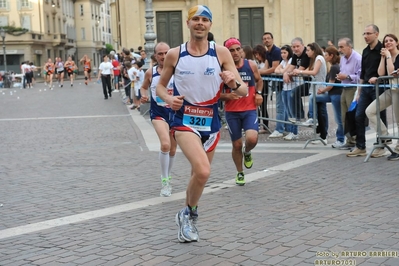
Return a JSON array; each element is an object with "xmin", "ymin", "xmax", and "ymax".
[{"xmin": 189, "ymin": 117, "xmax": 206, "ymax": 126}]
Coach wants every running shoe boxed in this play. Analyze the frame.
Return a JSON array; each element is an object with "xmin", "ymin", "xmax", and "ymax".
[
  {"xmin": 160, "ymin": 178, "xmax": 172, "ymax": 197},
  {"xmin": 175, "ymin": 208, "xmax": 199, "ymax": 242},
  {"xmin": 235, "ymin": 172, "xmax": 245, "ymax": 186},
  {"xmin": 243, "ymin": 147, "xmax": 253, "ymax": 169}
]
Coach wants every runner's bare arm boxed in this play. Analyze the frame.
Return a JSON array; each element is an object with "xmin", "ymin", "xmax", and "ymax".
[
  {"xmin": 157, "ymin": 47, "xmax": 183, "ymax": 110},
  {"xmin": 140, "ymin": 68, "xmax": 152, "ymax": 103},
  {"xmin": 216, "ymin": 45, "xmax": 248, "ymax": 97}
]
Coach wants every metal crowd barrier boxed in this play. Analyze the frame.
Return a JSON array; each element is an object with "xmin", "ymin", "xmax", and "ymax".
[
  {"xmin": 259, "ymin": 74, "xmax": 321, "ymax": 149},
  {"xmin": 364, "ymin": 75, "xmax": 399, "ymax": 162}
]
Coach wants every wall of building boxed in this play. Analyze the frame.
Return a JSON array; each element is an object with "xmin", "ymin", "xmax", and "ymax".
[{"xmin": 112, "ymin": 0, "xmax": 399, "ymax": 54}]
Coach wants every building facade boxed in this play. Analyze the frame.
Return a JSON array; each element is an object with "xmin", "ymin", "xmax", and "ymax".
[
  {"xmin": 0, "ymin": 0, "xmax": 110, "ymax": 73},
  {"xmin": 111, "ymin": 0, "xmax": 399, "ymax": 54}
]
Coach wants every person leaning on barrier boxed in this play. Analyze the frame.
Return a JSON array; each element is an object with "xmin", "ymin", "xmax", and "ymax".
[
  {"xmin": 293, "ymin": 42, "xmax": 328, "ymax": 142},
  {"xmin": 275, "ymin": 45, "xmax": 299, "ymax": 140},
  {"xmin": 336, "ymin": 37, "xmax": 362, "ymax": 150},
  {"xmin": 365, "ymin": 33, "xmax": 399, "ymax": 160},
  {"xmin": 283, "ymin": 37, "xmax": 311, "ymax": 122},
  {"xmin": 346, "ymin": 24, "xmax": 388, "ymax": 157},
  {"xmin": 316, "ymin": 46, "xmax": 345, "ymax": 148},
  {"xmin": 220, "ymin": 37, "xmax": 263, "ymax": 186}
]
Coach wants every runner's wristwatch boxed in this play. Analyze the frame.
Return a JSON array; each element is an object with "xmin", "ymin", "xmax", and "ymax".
[
  {"xmin": 256, "ymin": 90, "xmax": 262, "ymax": 95},
  {"xmin": 231, "ymin": 80, "xmax": 241, "ymax": 91}
]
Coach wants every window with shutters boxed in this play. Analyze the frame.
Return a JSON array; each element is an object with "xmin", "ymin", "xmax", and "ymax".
[
  {"xmin": 0, "ymin": 16, "xmax": 8, "ymax": 26},
  {"xmin": 0, "ymin": 0, "xmax": 8, "ymax": 9},
  {"xmin": 21, "ymin": 15, "xmax": 31, "ymax": 30},
  {"xmin": 314, "ymin": 0, "xmax": 353, "ymax": 47},
  {"xmin": 21, "ymin": 0, "xmax": 29, "ymax": 8},
  {"xmin": 156, "ymin": 11, "xmax": 182, "ymax": 49},
  {"xmin": 238, "ymin": 8, "xmax": 264, "ymax": 47}
]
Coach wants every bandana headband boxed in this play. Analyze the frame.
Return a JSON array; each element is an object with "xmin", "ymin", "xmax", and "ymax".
[
  {"xmin": 188, "ymin": 5, "xmax": 212, "ymax": 22},
  {"xmin": 224, "ymin": 38, "xmax": 241, "ymax": 49}
]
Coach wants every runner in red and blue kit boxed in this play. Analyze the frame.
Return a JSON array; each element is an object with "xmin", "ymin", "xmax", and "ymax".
[{"xmin": 220, "ymin": 37, "xmax": 264, "ymax": 186}]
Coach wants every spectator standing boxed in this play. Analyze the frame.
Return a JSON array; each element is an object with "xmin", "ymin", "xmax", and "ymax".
[
  {"xmin": 253, "ymin": 44, "xmax": 269, "ymax": 130},
  {"xmin": 111, "ymin": 54, "xmax": 121, "ymax": 92},
  {"xmin": 336, "ymin": 38, "xmax": 362, "ymax": 150},
  {"xmin": 262, "ymin": 33, "xmax": 284, "ymax": 137},
  {"xmin": 293, "ymin": 42, "xmax": 328, "ymax": 141},
  {"xmin": 97, "ymin": 55, "xmax": 114, "ymax": 99},
  {"xmin": 275, "ymin": 45, "xmax": 298, "ymax": 140},
  {"xmin": 316, "ymin": 46, "xmax": 345, "ymax": 147},
  {"xmin": 347, "ymin": 24, "xmax": 386, "ymax": 157},
  {"xmin": 284, "ymin": 37, "xmax": 311, "ymax": 123}
]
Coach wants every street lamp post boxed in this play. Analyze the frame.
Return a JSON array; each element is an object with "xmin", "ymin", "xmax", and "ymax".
[
  {"xmin": 0, "ymin": 28, "xmax": 6, "ymax": 73},
  {"xmin": 143, "ymin": 0, "xmax": 156, "ymax": 72},
  {"xmin": 140, "ymin": 0, "xmax": 156, "ymax": 115}
]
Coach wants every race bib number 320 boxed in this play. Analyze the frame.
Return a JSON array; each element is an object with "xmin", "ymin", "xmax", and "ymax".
[{"xmin": 182, "ymin": 106, "xmax": 213, "ymax": 131}]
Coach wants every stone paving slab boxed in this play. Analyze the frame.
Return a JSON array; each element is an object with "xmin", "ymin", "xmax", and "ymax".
[{"xmin": 1, "ymin": 83, "xmax": 399, "ymax": 265}]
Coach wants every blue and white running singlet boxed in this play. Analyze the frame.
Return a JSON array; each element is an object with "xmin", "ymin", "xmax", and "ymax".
[
  {"xmin": 149, "ymin": 65, "xmax": 174, "ymax": 123},
  {"xmin": 171, "ymin": 42, "xmax": 222, "ymax": 137}
]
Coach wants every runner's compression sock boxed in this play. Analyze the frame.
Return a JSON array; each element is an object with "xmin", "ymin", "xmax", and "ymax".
[{"xmin": 159, "ymin": 151, "xmax": 170, "ymax": 179}]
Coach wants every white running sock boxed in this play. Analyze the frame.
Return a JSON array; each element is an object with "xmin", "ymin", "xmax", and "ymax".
[
  {"xmin": 159, "ymin": 151, "xmax": 169, "ymax": 179},
  {"xmin": 168, "ymin": 155, "xmax": 175, "ymax": 178}
]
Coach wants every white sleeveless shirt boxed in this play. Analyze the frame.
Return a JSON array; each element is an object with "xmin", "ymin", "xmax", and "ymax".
[{"xmin": 174, "ymin": 42, "xmax": 222, "ymax": 106}]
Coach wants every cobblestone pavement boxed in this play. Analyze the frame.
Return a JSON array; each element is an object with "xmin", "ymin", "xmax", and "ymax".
[{"xmin": 1, "ymin": 82, "xmax": 399, "ymax": 266}]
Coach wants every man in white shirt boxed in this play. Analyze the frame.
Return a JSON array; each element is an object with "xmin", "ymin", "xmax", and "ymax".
[{"xmin": 97, "ymin": 55, "xmax": 114, "ymax": 99}]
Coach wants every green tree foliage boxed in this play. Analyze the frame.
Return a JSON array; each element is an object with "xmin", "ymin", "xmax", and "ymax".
[{"xmin": 105, "ymin": 44, "xmax": 114, "ymax": 54}]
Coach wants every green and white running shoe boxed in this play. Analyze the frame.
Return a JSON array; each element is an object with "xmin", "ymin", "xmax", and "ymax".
[
  {"xmin": 243, "ymin": 150, "xmax": 253, "ymax": 169},
  {"xmin": 235, "ymin": 172, "xmax": 246, "ymax": 186},
  {"xmin": 160, "ymin": 177, "xmax": 172, "ymax": 197}
]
